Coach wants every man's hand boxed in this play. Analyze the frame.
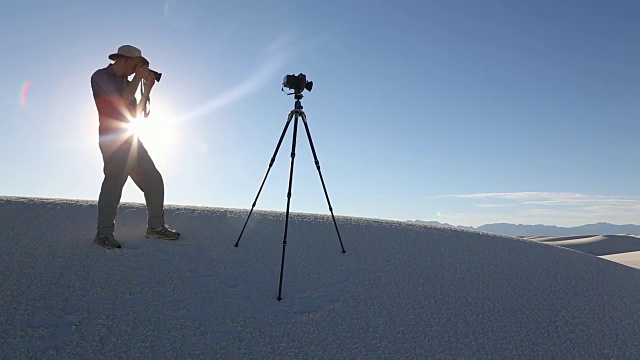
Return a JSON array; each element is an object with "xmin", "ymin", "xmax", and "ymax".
[
  {"xmin": 143, "ymin": 73, "xmax": 156, "ymax": 93},
  {"xmin": 144, "ymin": 72, "xmax": 156, "ymax": 85},
  {"xmin": 134, "ymin": 63, "xmax": 155, "ymax": 95},
  {"xmin": 135, "ymin": 63, "xmax": 150, "ymax": 79}
]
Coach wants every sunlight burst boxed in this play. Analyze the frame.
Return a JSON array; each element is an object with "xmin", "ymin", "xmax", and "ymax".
[{"xmin": 126, "ymin": 102, "xmax": 179, "ymax": 162}]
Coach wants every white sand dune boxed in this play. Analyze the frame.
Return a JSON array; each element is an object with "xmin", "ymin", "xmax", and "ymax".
[
  {"xmin": 1, "ymin": 196, "xmax": 640, "ymax": 359},
  {"xmin": 524, "ymin": 234, "xmax": 640, "ymax": 268},
  {"xmin": 601, "ymin": 251, "xmax": 640, "ymax": 269}
]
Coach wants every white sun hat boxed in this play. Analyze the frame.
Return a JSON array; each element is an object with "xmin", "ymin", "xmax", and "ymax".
[{"xmin": 108, "ymin": 45, "xmax": 148, "ymax": 64}]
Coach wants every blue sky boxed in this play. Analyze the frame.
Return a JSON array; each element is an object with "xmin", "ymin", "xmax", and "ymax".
[{"xmin": 2, "ymin": 0, "xmax": 639, "ymax": 227}]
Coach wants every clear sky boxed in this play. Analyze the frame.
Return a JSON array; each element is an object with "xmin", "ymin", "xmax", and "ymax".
[{"xmin": 2, "ymin": 0, "xmax": 639, "ymax": 227}]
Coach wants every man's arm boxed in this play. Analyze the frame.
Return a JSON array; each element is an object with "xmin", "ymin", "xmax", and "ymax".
[
  {"xmin": 91, "ymin": 69, "xmax": 123, "ymax": 120},
  {"xmin": 123, "ymin": 73, "xmax": 144, "ymax": 104},
  {"xmin": 131, "ymin": 74, "xmax": 156, "ymax": 118},
  {"xmin": 123, "ymin": 63, "xmax": 156, "ymax": 118}
]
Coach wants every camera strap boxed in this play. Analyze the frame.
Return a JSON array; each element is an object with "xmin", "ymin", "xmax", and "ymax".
[{"xmin": 141, "ymin": 80, "xmax": 151, "ymax": 118}]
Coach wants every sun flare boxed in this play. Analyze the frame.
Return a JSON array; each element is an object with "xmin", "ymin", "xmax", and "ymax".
[{"xmin": 126, "ymin": 102, "xmax": 179, "ymax": 162}]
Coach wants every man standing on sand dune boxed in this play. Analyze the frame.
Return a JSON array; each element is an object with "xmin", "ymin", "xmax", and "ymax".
[{"xmin": 90, "ymin": 44, "xmax": 180, "ymax": 249}]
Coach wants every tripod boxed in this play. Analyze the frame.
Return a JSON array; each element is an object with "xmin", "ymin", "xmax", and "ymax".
[{"xmin": 235, "ymin": 92, "xmax": 346, "ymax": 301}]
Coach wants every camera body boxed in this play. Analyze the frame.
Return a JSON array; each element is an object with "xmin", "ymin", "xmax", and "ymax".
[
  {"xmin": 282, "ymin": 73, "xmax": 312, "ymax": 93},
  {"xmin": 149, "ymin": 69, "xmax": 162, "ymax": 82}
]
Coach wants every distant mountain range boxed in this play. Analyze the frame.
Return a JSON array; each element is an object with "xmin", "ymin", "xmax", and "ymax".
[{"xmin": 409, "ymin": 220, "xmax": 640, "ymax": 236}]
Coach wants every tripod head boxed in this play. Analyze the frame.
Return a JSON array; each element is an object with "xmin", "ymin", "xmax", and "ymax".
[
  {"xmin": 293, "ymin": 92, "xmax": 304, "ymax": 110},
  {"xmin": 280, "ymin": 88, "xmax": 305, "ymax": 110}
]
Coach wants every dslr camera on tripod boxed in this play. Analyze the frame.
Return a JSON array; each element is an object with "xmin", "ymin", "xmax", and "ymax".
[
  {"xmin": 236, "ymin": 72, "xmax": 346, "ymax": 301},
  {"xmin": 282, "ymin": 73, "xmax": 313, "ymax": 93}
]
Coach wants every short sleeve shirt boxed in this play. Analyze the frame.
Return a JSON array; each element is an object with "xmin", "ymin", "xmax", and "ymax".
[{"xmin": 91, "ymin": 64, "xmax": 136, "ymax": 133}]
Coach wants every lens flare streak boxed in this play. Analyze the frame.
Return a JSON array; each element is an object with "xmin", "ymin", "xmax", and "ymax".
[{"xmin": 21, "ymin": 80, "xmax": 32, "ymax": 108}]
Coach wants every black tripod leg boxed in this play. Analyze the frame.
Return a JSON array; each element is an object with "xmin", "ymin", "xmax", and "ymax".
[
  {"xmin": 235, "ymin": 111, "xmax": 295, "ymax": 247},
  {"xmin": 300, "ymin": 112, "xmax": 346, "ymax": 254},
  {"xmin": 277, "ymin": 112, "xmax": 300, "ymax": 301}
]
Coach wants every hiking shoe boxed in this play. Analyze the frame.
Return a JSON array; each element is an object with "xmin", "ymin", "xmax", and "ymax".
[
  {"xmin": 146, "ymin": 225, "xmax": 180, "ymax": 240},
  {"xmin": 94, "ymin": 232, "xmax": 121, "ymax": 249}
]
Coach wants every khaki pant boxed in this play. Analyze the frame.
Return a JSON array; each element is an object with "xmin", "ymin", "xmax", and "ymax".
[{"xmin": 97, "ymin": 135, "xmax": 165, "ymax": 235}]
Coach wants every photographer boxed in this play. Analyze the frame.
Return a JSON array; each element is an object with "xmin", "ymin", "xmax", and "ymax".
[{"xmin": 90, "ymin": 45, "xmax": 179, "ymax": 249}]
